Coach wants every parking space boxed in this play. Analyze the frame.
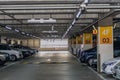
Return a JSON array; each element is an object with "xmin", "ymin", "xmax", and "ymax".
[
  {"xmin": 0, "ymin": 0, "xmax": 119, "ymax": 80},
  {"xmin": 0, "ymin": 51, "xmax": 103, "ymax": 80}
]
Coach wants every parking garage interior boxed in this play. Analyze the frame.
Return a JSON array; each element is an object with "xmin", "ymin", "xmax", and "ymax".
[{"xmin": 0, "ymin": 0, "xmax": 119, "ymax": 80}]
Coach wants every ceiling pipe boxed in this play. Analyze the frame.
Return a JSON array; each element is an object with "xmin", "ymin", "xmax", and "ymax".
[
  {"xmin": 62, "ymin": 0, "xmax": 89, "ymax": 38},
  {"xmin": 80, "ymin": 10, "xmax": 120, "ymax": 32},
  {"xmin": 0, "ymin": 6, "xmax": 120, "ymax": 10}
]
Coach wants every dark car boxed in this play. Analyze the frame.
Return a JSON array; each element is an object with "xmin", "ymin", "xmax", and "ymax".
[
  {"xmin": 11, "ymin": 45, "xmax": 32, "ymax": 58},
  {"xmin": 22, "ymin": 46, "xmax": 37, "ymax": 55},
  {"xmin": 0, "ymin": 52, "xmax": 10, "ymax": 61},
  {"xmin": 79, "ymin": 47, "xmax": 97, "ymax": 63}
]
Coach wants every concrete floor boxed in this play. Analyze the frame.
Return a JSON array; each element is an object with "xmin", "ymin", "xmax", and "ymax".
[{"xmin": 0, "ymin": 51, "xmax": 103, "ymax": 80}]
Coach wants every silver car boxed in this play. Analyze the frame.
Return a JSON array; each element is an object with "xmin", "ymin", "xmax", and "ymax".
[
  {"xmin": 112, "ymin": 62, "xmax": 120, "ymax": 80},
  {"xmin": 0, "ymin": 54, "xmax": 7, "ymax": 65}
]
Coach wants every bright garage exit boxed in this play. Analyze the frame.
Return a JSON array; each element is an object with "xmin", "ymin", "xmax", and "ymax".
[{"xmin": 40, "ymin": 39, "xmax": 68, "ymax": 51}]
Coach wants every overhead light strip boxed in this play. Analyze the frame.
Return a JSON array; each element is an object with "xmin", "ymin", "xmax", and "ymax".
[
  {"xmin": 27, "ymin": 18, "xmax": 56, "ymax": 23},
  {"xmin": 4, "ymin": 25, "xmax": 39, "ymax": 39},
  {"xmin": 62, "ymin": 0, "xmax": 89, "ymax": 38}
]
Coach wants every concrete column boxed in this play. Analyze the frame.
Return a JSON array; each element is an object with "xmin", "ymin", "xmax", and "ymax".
[
  {"xmin": 71, "ymin": 38, "xmax": 75, "ymax": 55},
  {"xmin": 76, "ymin": 35, "xmax": 83, "ymax": 56},
  {"xmin": 72, "ymin": 38, "xmax": 76, "ymax": 55},
  {"xmin": 82, "ymin": 33, "xmax": 93, "ymax": 51},
  {"xmin": 97, "ymin": 17, "xmax": 113, "ymax": 72},
  {"xmin": 11, "ymin": 39, "xmax": 14, "ymax": 44},
  {"xmin": 68, "ymin": 39, "xmax": 72, "ymax": 52},
  {"xmin": 1, "ymin": 37, "xmax": 6, "ymax": 44}
]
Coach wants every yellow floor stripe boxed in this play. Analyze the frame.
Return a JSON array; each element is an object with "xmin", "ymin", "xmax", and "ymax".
[
  {"xmin": 34, "ymin": 62, "xmax": 40, "ymax": 64},
  {"xmin": 21, "ymin": 62, "xmax": 29, "ymax": 64},
  {"xmin": 21, "ymin": 61, "xmax": 76, "ymax": 64}
]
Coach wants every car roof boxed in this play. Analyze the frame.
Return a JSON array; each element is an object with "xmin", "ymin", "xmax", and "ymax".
[{"xmin": 105, "ymin": 57, "xmax": 120, "ymax": 63}]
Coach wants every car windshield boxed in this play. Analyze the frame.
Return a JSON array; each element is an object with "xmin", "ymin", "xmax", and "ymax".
[
  {"xmin": 0, "ymin": 45, "xmax": 11, "ymax": 50},
  {"xmin": 114, "ymin": 49, "xmax": 120, "ymax": 57}
]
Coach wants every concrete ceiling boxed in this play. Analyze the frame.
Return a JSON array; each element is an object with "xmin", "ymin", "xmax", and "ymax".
[{"xmin": 0, "ymin": 0, "xmax": 119, "ymax": 39}]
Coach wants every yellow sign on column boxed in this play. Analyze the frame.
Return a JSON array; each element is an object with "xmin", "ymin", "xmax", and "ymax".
[
  {"xmin": 99, "ymin": 26, "xmax": 113, "ymax": 44},
  {"xmin": 76, "ymin": 36, "xmax": 79, "ymax": 44},
  {"xmin": 83, "ymin": 33, "xmax": 92, "ymax": 44},
  {"xmin": 76, "ymin": 36, "xmax": 83, "ymax": 44}
]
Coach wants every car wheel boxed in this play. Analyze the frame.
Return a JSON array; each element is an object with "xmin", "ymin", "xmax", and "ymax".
[
  {"xmin": 0, "ymin": 59, "xmax": 5, "ymax": 65},
  {"xmin": 10, "ymin": 55, "xmax": 17, "ymax": 61},
  {"xmin": 88, "ymin": 59, "xmax": 93, "ymax": 66}
]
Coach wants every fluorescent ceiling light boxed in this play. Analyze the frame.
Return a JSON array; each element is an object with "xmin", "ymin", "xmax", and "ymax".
[
  {"xmin": 72, "ymin": 19, "xmax": 76, "ymax": 25},
  {"xmin": 5, "ymin": 26, "xmax": 12, "ymax": 30},
  {"xmin": 27, "ymin": 18, "xmax": 56, "ymax": 23},
  {"xmin": 15, "ymin": 29, "xmax": 19, "ymax": 32},
  {"xmin": 42, "ymin": 30, "xmax": 58, "ymax": 33},
  {"xmin": 84, "ymin": 0, "xmax": 89, "ymax": 4},
  {"xmin": 26, "ymin": 34, "xmax": 29, "ymax": 36},
  {"xmin": 76, "ymin": 9, "xmax": 82, "ymax": 18},
  {"xmin": 21, "ymin": 32, "xmax": 25, "ymax": 34}
]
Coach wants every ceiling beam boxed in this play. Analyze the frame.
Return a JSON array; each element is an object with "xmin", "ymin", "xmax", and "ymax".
[
  {"xmin": 0, "ymin": 1, "xmax": 82, "ymax": 5},
  {"xmin": 3, "ymin": 22, "xmax": 91, "ymax": 25},
  {"xmin": 0, "ymin": 12, "xmax": 75, "ymax": 15}
]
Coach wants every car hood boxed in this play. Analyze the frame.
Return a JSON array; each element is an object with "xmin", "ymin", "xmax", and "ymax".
[
  {"xmin": 0, "ymin": 50, "xmax": 20, "ymax": 54},
  {"xmin": 104, "ymin": 57, "xmax": 120, "ymax": 64}
]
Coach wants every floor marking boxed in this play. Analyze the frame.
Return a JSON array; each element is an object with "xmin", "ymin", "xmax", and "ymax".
[
  {"xmin": 0, "ymin": 60, "xmax": 23, "ymax": 71},
  {"xmin": 34, "ymin": 62, "xmax": 40, "ymax": 64},
  {"xmin": 88, "ymin": 66, "xmax": 108, "ymax": 80},
  {"xmin": 22, "ymin": 62, "xmax": 29, "ymax": 64},
  {"xmin": 74, "ymin": 56, "xmax": 107, "ymax": 80}
]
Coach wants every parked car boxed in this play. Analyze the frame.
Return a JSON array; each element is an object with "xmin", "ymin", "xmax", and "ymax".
[
  {"xmin": 0, "ymin": 54, "xmax": 8, "ymax": 65},
  {"xmin": 0, "ymin": 52, "xmax": 10, "ymax": 61},
  {"xmin": 102, "ymin": 57, "xmax": 120, "ymax": 75},
  {"xmin": 88, "ymin": 48, "xmax": 120, "ymax": 68},
  {"xmin": 0, "ymin": 44, "xmax": 23, "ymax": 61},
  {"xmin": 22, "ymin": 46, "xmax": 37, "ymax": 55},
  {"xmin": 87, "ymin": 54, "xmax": 97, "ymax": 66},
  {"xmin": 79, "ymin": 47, "xmax": 96, "ymax": 63},
  {"xmin": 112, "ymin": 62, "xmax": 120, "ymax": 79},
  {"xmin": 11, "ymin": 45, "xmax": 32, "ymax": 58}
]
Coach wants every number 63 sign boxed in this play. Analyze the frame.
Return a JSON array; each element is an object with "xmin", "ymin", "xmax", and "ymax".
[{"xmin": 100, "ymin": 26, "xmax": 113, "ymax": 44}]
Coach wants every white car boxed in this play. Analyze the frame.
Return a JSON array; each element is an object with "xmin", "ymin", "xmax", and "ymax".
[
  {"xmin": 112, "ymin": 62, "xmax": 120, "ymax": 79},
  {"xmin": 102, "ymin": 57, "xmax": 120, "ymax": 75},
  {"xmin": 0, "ymin": 44, "xmax": 23, "ymax": 61}
]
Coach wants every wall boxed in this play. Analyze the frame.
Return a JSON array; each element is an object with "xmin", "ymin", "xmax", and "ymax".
[{"xmin": 40, "ymin": 39, "xmax": 68, "ymax": 51}]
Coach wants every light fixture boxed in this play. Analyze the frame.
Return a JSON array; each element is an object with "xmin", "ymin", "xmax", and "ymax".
[
  {"xmin": 15, "ymin": 29, "xmax": 19, "ymax": 32},
  {"xmin": 76, "ymin": 9, "xmax": 82, "ymax": 19},
  {"xmin": 84, "ymin": 0, "xmax": 89, "ymax": 4},
  {"xmin": 27, "ymin": 18, "xmax": 56, "ymax": 23},
  {"xmin": 42, "ymin": 30, "xmax": 58, "ymax": 34},
  {"xmin": 92, "ymin": 25, "xmax": 97, "ymax": 30},
  {"xmin": 26, "ymin": 34, "xmax": 29, "ymax": 36},
  {"xmin": 62, "ymin": 0, "xmax": 89, "ymax": 39},
  {"xmin": 21, "ymin": 32, "xmax": 25, "ymax": 34},
  {"xmin": 72, "ymin": 19, "xmax": 76, "ymax": 25},
  {"xmin": 5, "ymin": 26, "xmax": 12, "ymax": 30},
  {"xmin": 114, "ymin": 23, "xmax": 117, "ymax": 29},
  {"xmin": 42, "ymin": 25, "xmax": 58, "ymax": 34}
]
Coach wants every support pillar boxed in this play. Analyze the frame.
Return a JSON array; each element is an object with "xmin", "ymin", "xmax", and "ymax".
[
  {"xmin": 72, "ymin": 38, "xmax": 76, "ymax": 55},
  {"xmin": 82, "ymin": 33, "xmax": 93, "ymax": 51},
  {"xmin": 1, "ymin": 37, "xmax": 6, "ymax": 44},
  {"xmin": 97, "ymin": 17, "xmax": 113, "ymax": 72},
  {"xmin": 76, "ymin": 35, "xmax": 83, "ymax": 57}
]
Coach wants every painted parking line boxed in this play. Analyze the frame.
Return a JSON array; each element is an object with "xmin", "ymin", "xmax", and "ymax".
[
  {"xmin": 21, "ymin": 61, "xmax": 29, "ymax": 64},
  {"xmin": 21, "ymin": 61, "xmax": 76, "ymax": 64},
  {"xmin": 0, "ymin": 60, "xmax": 23, "ymax": 71},
  {"xmin": 88, "ymin": 66, "xmax": 108, "ymax": 80}
]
